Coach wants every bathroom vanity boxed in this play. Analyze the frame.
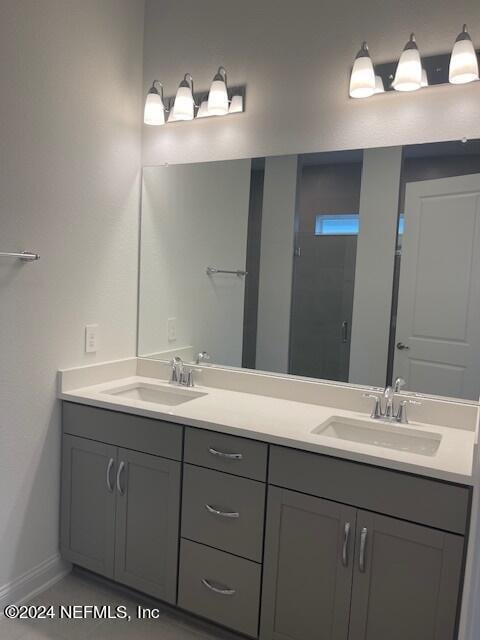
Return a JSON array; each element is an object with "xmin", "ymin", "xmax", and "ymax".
[{"xmin": 58, "ymin": 359, "xmax": 477, "ymax": 640}]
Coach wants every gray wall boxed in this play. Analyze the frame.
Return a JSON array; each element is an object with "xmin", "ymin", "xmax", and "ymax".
[
  {"xmin": 143, "ymin": 0, "xmax": 480, "ymax": 166},
  {"xmin": 256, "ymin": 156, "xmax": 298, "ymax": 373},
  {"xmin": 0, "ymin": 0, "xmax": 144, "ymax": 604},
  {"xmin": 349, "ymin": 147, "xmax": 403, "ymax": 387}
]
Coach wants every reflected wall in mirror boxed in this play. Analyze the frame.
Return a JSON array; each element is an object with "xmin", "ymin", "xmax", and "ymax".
[{"xmin": 138, "ymin": 138, "xmax": 480, "ymax": 402}]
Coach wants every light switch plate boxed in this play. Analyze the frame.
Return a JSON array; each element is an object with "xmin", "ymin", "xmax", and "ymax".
[
  {"xmin": 167, "ymin": 317, "xmax": 177, "ymax": 342},
  {"xmin": 85, "ymin": 324, "xmax": 98, "ymax": 353}
]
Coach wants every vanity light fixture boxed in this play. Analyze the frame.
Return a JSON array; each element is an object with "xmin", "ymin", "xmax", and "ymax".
[
  {"xmin": 172, "ymin": 73, "xmax": 195, "ymax": 121},
  {"xmin": 350, "ymin": 24, "xmax": 479, "ymax": 98},
  {"xmin": 207, "ymin": 67, "xmax": 229, "ymax": 116},
  {"xmin": 349, "ymin": 42, "xmax": 376, "ymax": 98},
  {"xmin": 449, "ymin": 24, "xmax": 479, "ymax": 84},
  {"xmin": 144, "ymin": 80, "xmax": 166, "ymax": 126},
  {"xmin": 393, "ymin": 34, "xmax": 422, "ymax": 92},
  {"xmin": 143, "ymin": 67, "xmax": 245, "ymax": 125}
]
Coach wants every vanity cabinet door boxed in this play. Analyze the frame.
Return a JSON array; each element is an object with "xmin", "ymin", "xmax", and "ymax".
[
  {"xmin": 60, "ymin": 435, "xmax": 117, "ymax": 578},
  {"xmin": 260, "ymin": 486, "xmax": 356, "ymax": 640},
  {"xmin": 348, "ymin": 511, "xmax": 464, "ymax": 640},
  {"xmin": 114, "ymin": 448, "xmax": 181, "ymax": 604}
]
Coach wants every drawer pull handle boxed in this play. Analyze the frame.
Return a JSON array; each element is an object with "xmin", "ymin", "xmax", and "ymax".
[
  {"xmin": 201, "ymin": 578, "xmax": 236, "ymax": 596},
  {"xmin": 208, "ymin": 447, "xmax": 243, "ymax": 461},
  {"xmin": 342, "ymin": 522, "xmax": 351, "ymax": 567},
  {"xmin": 106, "ymin": 458, "xmax": 115, "ymax": 493},
  {"xmin": 359, "ymin": 527, "xmax": 368, "ymax": 573},
  {"xmin": 205, "ymin": 504, "xmax": 240, "ymax": 519}
]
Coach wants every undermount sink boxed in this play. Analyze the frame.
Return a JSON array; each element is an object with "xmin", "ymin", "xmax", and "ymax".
[
  {"xmin": 103, "ymin": 382, "xmax": 207, "ymax": 406},
  {"xmin": 312, "ymin": 416, "xmax": 441, "ymax": 456}
]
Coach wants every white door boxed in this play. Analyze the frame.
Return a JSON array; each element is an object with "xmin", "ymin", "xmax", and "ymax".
[{"xmin": 394, "ymin": 174, "xmax": 480, "ymax": 400}]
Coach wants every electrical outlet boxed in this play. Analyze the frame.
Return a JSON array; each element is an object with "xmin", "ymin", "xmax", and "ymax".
[
  {"xmin": 167, "ymin": 317, "xmax": 177, "ymax": 342},
  {"xmin": 85, "ymin": 324, "xmax": 98, "ymax": 353}
]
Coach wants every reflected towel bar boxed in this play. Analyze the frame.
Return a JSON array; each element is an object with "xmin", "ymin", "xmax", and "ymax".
[
  {"xmin": 206, "ymin": 267, "xmax": 247, "ymax": 277},
  {"xmin": 0, "ymin": 251, "xmax": 40, "ymax": 262}
]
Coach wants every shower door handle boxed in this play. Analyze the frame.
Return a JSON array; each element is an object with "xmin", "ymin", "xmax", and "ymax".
[{"xmin": 341, "ymin": 321, "xmax": 349, "ymax": 343}]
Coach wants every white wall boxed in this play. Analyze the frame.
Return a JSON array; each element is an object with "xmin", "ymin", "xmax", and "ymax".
[
  {"xmin": 0, "ymin": 0, "xmax": 144, "ymax": 603},
  {"xmin": 256, "ymin": 156, "xmax": 298, "ymax": 373},
  {"xmin": 349, "ymin": 147, "xmax": 403, "ymax": 387},
  {"xmin": 143, "ymin": 0, "xmax": 480, "ymax": 166},
  {"xmin": 139, "ymin": 161, "xmax": 251, "ymax": 366}
]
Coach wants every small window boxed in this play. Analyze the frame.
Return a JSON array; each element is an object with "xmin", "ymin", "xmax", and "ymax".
[
  {"xmin": 315, "ymin": 214, "xmax": 359, "ymax": 236},
  {"xmin": 314, "ymin": 213, "xmax": 405, "ymax": 236}
]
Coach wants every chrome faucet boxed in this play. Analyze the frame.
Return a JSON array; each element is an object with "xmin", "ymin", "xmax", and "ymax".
[
  {"xmin": 363, "ymin": 378, "xmax": 419, "ymax": 423},
  {"xmin": 169, "ymin": 356, "xmax": 194, "ymax": 387},
  {"xmin": 196, "ymin": 351, "xmax": 211, "ymax": 365}
]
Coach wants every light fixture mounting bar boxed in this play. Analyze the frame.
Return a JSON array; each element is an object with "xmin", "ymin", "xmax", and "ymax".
[{"xmin": 373, "ymin": 50, "xmax": 480, "ymax": 92}]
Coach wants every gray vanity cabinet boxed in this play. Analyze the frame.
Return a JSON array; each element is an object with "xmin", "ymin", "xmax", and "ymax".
[
  {"xmin": 261, "ymin": 485, "xmax": 464, "ymax": 640},
  {"xmin": 114, "ymin": 448, "xmax": 181, "ymax": 603},
  {"xmin": 60, "ymin": 435, "xmax": 117, "ymax": 578},
  {"xmin": 260, "ymin": 487, "xmax": 357, "ymax": 640},
  {"xmin": 348, "ymin": 511, "xmax": 464, "ymax": 640},
  {"xmin": 61, "ymin": 403, "xmax": 183, "ymax": 604}
]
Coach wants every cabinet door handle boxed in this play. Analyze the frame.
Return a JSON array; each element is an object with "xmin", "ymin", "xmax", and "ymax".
[
  {"xmin": 106, "ymin": 458, "xmax": 115, "ymax": 493},
  {"xmin": 208, "ymin": 447, "xmax": 243, "ymax": 461},
  {"xmin": 116, "ymin": 461, "xmax": 126, "ymax": 495},
  {"xmin": 201, "ymin": 578, "xmax": 236, "ymax": 596},
  {"xmin": 359, "ymin": 527, "xmax": 368, "ymax": 572},
  {"xmin": 342, "ymin": 522, "xmax": 351, "ymax": 567},
  {"xmin": 205, "ymin": 504, "xmax": 240, "ymax": 519}
]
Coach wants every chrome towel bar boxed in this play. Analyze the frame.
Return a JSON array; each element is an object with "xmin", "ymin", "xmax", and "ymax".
[
  {"xmin": 0, "ymin": 251, "xmax": 40, "ymax": 262},
  {"xmin": 206, "ymin": 266, "xmax": 247, "ymax": 277}
]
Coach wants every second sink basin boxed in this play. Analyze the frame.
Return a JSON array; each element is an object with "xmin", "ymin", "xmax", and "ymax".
[
  {"xmin": 103, "ymin": 382, "xmax": 207, "ymax": 406},
  {"xmin": 312, "ymin": 416, "xmax": 441, "ymax": 456}
]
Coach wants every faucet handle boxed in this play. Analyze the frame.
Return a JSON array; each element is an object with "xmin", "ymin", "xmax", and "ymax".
[
  {"xmin": 394, "ymin": 377, "xmax": 406, "ymax": 392},
  {"xmin": 363, "ymin": 393, "xmax": 383, "ymax": 419},
  {"xmin": 396, "ymin": 398, "xmax": 422, "ymax": 424}
]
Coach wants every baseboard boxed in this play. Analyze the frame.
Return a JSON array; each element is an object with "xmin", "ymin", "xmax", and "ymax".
[{"xmin": 0, "ymin": 553, "xmax": 71, "ymax": 612}]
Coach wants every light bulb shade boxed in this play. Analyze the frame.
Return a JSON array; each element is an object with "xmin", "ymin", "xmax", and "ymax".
[
  {"xmin": 229, "ymin": 95, "xmax": 244, "ymax": 113},
  {"xmin": 196, "ymin": 101, "xmax": 210, "ymax": 118},
  {"xmin": 374, "ymin": 75, "xmax": 385, "ymax": 93},
  {"xmin": 349, "ymin": 44, "xmax": 376, "ymax": 98},
  {"xmin": 144, "ymin": 85, "xmax": 165, "ymax": 126},
  {"xmin": 393, "ymin": 36, "xmax": 422, "ymax": 92},
  {"xmin": 208, "ymin": 79, "xmax": 229, "ymax": 115},
  {"xmin": 449, "ymin": 26, "xmax": 479, "ymax": 84},
  {"xmin": 172, "ymin": 85, "xmax": 194, "ymax": 121},
  {"xmin": 421, "ymin": 68, "xmax": 429, "ymax": 87}
]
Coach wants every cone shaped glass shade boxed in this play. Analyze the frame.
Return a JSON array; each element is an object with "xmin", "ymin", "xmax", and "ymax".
[
  {"xmin": 393, "ymin": 36, "xmax": 422, "ymax": 92},
  {"xmin": 349, "ymin": 49, "xmax": 376, "ymax": 98},
  {"xmin": 374, "ymin": 76, "xmax": 385, "ymax": 93},
  {"xmin": 421, "ymin": 68, "xmax": 428, "ymax": 87},
  {"xmin": 172, "ymin": 85, "xmax": 194, "ymax": 121},
  {"xmin": 196, "ymin": 101, "xmax": 210, "ymax": 118},
  {"xmin": 208, "ymin": 79, "xmax": 229, "ymax": 115},
  {"xmin": 449, "ymin": 27, "xmax": 479, "ymax": 84},
  {"xmin": 144, "ymin": 92, "xmax": 165, "ymax": 126},
  {"xmin": 229, "ymin": 95, "xmax": 243, "ymax": 113}
]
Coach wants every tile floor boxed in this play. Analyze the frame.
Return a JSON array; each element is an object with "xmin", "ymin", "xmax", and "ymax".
[{"xmin": 0, "ymin": 570, "xmax": 241, "ymax": 640}]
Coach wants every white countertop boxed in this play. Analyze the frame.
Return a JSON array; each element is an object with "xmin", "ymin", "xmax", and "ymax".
[{"xmin": 59, "ymin": 374, "xmax": 476, "ymax": 485}]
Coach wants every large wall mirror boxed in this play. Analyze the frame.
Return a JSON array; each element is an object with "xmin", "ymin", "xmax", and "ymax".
[{"xmin": 138, "ymin": 139, "xmax": 480, "ymax": 402}]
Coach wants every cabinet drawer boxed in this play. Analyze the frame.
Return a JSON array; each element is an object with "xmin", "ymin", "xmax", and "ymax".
[
  {"xmin": 178, "ymin": 539, "xmax": 261, "ymax": 638},
  {"xmin": 63, "ymin": 402, "xmax": 183, "ymax": 461},
  {"xmin": 182, "ymin": 464, "xmax": 265, "ymax": 562},
  {"xmin": 184, "ymin": 427, "xmax": 267, "ymax": 481},
  {"xmin": 269, "ymin": 445, "xmax": 470, "ymax": 534}
]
